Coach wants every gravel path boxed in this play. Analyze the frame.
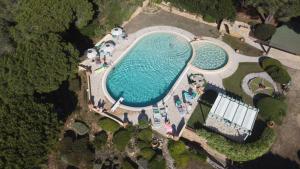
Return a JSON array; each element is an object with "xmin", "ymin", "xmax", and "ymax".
[{"xmin": 162, "ymin": 139, "xmax": 176, "ymax": 169}]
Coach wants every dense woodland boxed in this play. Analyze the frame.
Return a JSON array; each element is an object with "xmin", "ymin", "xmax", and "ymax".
[{"xmin": 0, "ymin": 0, "xmax": 299, "ymax": 168}]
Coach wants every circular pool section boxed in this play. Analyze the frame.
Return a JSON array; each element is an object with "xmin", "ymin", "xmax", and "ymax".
[
  {"xmin": 192, "ymin": 43, "xmax": 228, "ymax": 70},
  {"xmin": 106, "ymin": 32, "xmax": 192, "ymax": 107}
]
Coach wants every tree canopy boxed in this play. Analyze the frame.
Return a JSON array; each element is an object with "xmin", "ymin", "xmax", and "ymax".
[
  {"xmin": 0, "ymin": 97, "xmax": 60, "ymax": 168},
  {"xmin": 246, "ymin": 0, "xmax": 300, "ymax": 23},
  {"xmin": 0, "ymin": 33, "xmax": 78, "ymax": 97},
  {"xmin": 14, "ymin": 0, "xmax": 94, "ymax": 35}
]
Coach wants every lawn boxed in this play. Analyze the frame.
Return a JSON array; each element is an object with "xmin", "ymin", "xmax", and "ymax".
[
  {"xmin": 187, "ymin": 102, "xmax": 211, "ymax": 130},
  {"xmin": 222, "ymin": 34, "xmax": 263, "ymax": 57},
  {"xmin": 223, "ymin": 62, "xmax": 264, "ymax": 105}
]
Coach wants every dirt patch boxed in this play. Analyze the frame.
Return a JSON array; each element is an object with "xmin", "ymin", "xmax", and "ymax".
[{"xmin": 271, "ymin": 67, "xmax": 300, "ymax": 164}]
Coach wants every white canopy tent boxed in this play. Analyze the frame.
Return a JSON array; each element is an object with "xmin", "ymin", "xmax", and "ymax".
[
  {"xmin": 99, "ymin": 41, "xmax": 115, "ymax": 57},
  {"xmin": 86, "ymin": 48, "xmax": 98, "ymax": 59},
  {"xmin": 205, "ymin": 93, "xmax": 258, "ymax": 141},
  {"xmin": 111, "ymin": 27, "xmax": 123, "ymax": 37}
]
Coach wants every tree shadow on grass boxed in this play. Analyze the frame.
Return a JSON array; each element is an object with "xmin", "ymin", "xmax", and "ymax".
[{"xmin": 238, "ymin": 152, "xmax": 300, "ymax": 169}]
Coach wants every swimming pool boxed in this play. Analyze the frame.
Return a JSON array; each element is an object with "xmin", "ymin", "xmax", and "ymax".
[
  {"xmin": 106, "ymin": 32, "xmax": 192, "ymax": 107},
  {"xmin": 192, "ymin": 42, "xmax": 228, "ymax": 70}
]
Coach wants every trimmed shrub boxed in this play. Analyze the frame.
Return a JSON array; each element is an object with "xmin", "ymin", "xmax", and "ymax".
[
  {"xmin": 148, "ymin": 154, "xmax": 166, "ymax": 169},
  {"xmin": 203, "ymin": 15, "xmax": 216, "ymax": 23},
  {"xmin": 113, "ymin": 129, "xmax": 133, "ymax": 151},
  {"xmin": 71, "ymin": 121, "xmax": 89, "ymax": 135},
  {"xmin": 138, "ymin": 116, "xmax": 150, "ymax": 129},
  {"xmin": 93, "ymin": 131, "xmax": 108, "ymax": 149},
  {"xmin": 197, "ymin": 127, "xmax": 276, "ymax": 161},
  {"xmin": 99, "ymin": 118, "xmax": 120, "ymax": 133},
  {"xmin": 254, "ymin": 24, "xmax": 276, "ymax": 41},
  {"xmin": 257, "ymin": 97, "xmax": 287, "ymax": 124},
  {"xmin": 168, "ymin": 140, "xmax": 186, "ymax": 156},
  {"xmin": 261, "ymin": 57, "xmax": 282, "ymax": 70},
  {"xmin": 266, "ymin": 66, "xmax": 291, "ymax": 84},
  {"xmin": 139, "ymin": 147, "xmax": 156, "ymax": 160},
  {"xmin": 137, "ymin": 128, "xmax": 152, "ymax": 143}
]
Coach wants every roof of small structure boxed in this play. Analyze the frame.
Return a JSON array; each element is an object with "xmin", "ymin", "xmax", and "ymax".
[
  {"xmin": 86, "ymin": 48, "xmax": 98, "ymax": 59},
  {"xmin": 99, "ymin": 42, "xmax": 115, "ymax": 55},
  {"xmin": 270, "ymin": 25, "xmax": 300, "ymax": 55},
  {"xmin": 207, "ymin": 93, "xmax": 258, "ymax": 132}
]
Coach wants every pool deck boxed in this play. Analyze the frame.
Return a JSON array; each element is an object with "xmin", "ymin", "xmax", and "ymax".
[{"xmin": 80, "ymin": 26, "xmax": 259, "ymax": 138}]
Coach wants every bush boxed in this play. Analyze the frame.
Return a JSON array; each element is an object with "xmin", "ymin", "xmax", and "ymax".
[
  {"xmin": 148, "ymin": 154, "xmax": 166, "ymax": 169},
  {"xmin": 113, "ymin": 129, "xmax": 133, "ymax": 151},
  {"xmin": 266, "ymin": 66, "xmax": 291, "ymax": 84},
  {"xmin": 137, "ymin": 140, "xmax": 150, "ymax": 149},
  {"xmin": 71, "ymin": 121, "xmax": 89, "ymax": 135},
  {"xmin": 197, "ymin": 127, "xmax": 276, "ymax": 161},
  {"xmin": 137, "ymin": 128, "xmax": 152, "ymax": 143},
  {"xmin": 139, "ymin": 147, "xmax": 156, "ymax": 160},
  {"xmin": 254, "ymin": 24, "xmax": 276, "ymax": 41},
  {"xmin": 93, "ymin": 131, "xmax": 108, "ymax": 149},
  {"xmin": 257, "ymin": 97, "xmax": 287, "ymax": 124},
  {"xmin": 168, "ymin": 140, "xmax": 186, "ymax": 156},
  {"xmin": 203, "ymin": 15, "xmax": 216, "ymax": 23},
  {"xmin": 260, "ymin": 57, "xmax": 282, "ymax": 70},
  {"xmin": 99, "ymin": 118, "xmax": 120, "ymax": 133}
]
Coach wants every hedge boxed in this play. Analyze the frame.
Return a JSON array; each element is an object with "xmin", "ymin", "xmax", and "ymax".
[
  {"xmin": 113, "ymin": 129, "xmax": 133, "ymax": 151},
  {"xmin": 257, "ymin": 97, "xmax": 287, "ymax": 124},
  {"xmin": 254, "ymin": 24, "xmax": 276, "ymax": 41},
  {"xmin": 261, "ymin": 57, "xmax": 282, "ymax": 70},
  {"xmin": 266, "ymin": 66, "xmax": 291, "ymax": 84},
  {"xmin": 197, "ymin": 127, "xmax": 276, "ymax": 161},
  {"xmin": 99, "ymin": 117, "xmax": 120, "ymax": 133}
]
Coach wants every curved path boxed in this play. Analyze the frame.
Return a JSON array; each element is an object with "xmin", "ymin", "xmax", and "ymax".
[{"xmin": 242, "ymin": 72, "xmax": 278, "ymax": 97}]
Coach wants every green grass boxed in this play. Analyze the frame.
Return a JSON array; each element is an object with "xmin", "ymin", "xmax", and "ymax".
[
  {"xmin": 187, "ymin": 103, "xmax": 211, "ymax": 130},
  {"xmin": 222, "ymin": 34, "xmax": 263, "ymax": 57},
  {"xmin": 223, "ymin": 62, "xmax": 264, "ymax": 105}
]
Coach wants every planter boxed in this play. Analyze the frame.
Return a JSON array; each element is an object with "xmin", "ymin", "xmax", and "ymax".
[{"xmin": 267, "ymin": 121, "xmax": 275, "ymax": 128}]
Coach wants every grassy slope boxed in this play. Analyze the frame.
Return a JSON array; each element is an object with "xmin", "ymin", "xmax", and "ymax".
[
  {"xmin": 223, "ymin": 34, "xmax": 263, "ymax": 57},
  {"xmin": 223, "ymin": 62, "xmax": 264, "ymax": 105}
]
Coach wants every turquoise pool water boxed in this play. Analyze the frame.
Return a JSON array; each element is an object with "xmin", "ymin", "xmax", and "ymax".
[
  {"xmin": 192, "ymin": 43, "xmax": 228, "ymax": 70},
  {"xmin": 106, "ymin": 33, "xmax": 192, "ymax": 107}
]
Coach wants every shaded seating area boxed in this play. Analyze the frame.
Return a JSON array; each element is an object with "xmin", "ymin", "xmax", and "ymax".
[{"xmin": 205, "ymin": 93, "xmax": 258, "ymax": 142}]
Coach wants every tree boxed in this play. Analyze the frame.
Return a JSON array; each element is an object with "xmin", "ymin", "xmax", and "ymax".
[
  {"xmin": 113, "ymin": 129, "xmax": 132, "ymax": 151},
  {"xmin": 246, "ymin": 0, "xmax": 300, "ymax": 23},
  {"xmin": 0, "ymin": 97, "xmax": 60, "ymax": 168},
  {"xmin": 14, "ymin": 0, "xmax": 94, "ymax": 35},
  {"xmin": 253, "ymin": 24, "xmax": 276, "ymax": 41},
  {"xmin": 139, "ymin": 147, "xmax": 156, "ymax": 160},
  {"xmin": 0, "ymin": 33, "xmax": 78, "ymax": 98},
  {"xmin": 137, "ymin": 128, "xmax": 153, "ymax": 143},
  {"xmin": 93, "ymin": 131, "xmax": 108, "ymax": 149}
]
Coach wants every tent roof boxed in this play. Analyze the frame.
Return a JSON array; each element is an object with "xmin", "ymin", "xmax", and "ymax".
[
  {"xmin": 270, "ymin": 25, "xmax": 300, "ymax": 55},
  {"xmin": 208, "ymin": 93, "xmax": 258, "ymax": 131}
]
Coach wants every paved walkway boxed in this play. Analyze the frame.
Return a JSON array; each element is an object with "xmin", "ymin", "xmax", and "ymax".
[
  {"xmin": 244, "ymin": 36, "xmax": 300, "ymax": 70},
  {"xmin": 242, "ymin": 72, "xmax": 278, "ymax": 97}
]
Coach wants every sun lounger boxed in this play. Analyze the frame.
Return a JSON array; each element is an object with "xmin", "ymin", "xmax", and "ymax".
[{"xmin": 152, "ymin": 106, "xmax": 161, "ymax": 128}]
